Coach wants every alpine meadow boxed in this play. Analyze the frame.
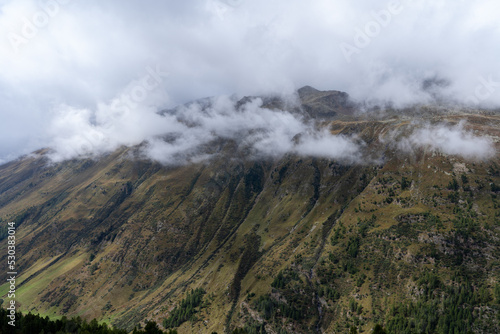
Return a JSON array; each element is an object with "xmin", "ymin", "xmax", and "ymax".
[{"xmin": 0, "ymin": 1, "xmax": 500, "ymax": 334}]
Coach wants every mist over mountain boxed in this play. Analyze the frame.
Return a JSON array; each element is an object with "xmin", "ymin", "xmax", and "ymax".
[
  {"xmin": 2, "ymin": 1, "xmax": 500, "ymax": 334},
  {"xmin": 0, "ymin": 86, "xmax": 499, "ymax": 333},
  {"xmin": 43, "ymin": 88, "xmax": 497, "ymax": 166},
  {"xmin": 1, "ymin": 0, "xmax": 500, "ymax": 163}
]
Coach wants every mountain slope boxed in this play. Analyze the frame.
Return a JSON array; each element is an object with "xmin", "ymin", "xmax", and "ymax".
[{"xmin": 1, "ymin": 90, "xmax": 500, "ymax": 333}]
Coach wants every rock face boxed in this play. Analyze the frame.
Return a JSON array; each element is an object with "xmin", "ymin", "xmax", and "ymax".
[
  {"xmin": 298, "ymin": 85, "xmax": 354, "ymax": 119},
  {"xmin": 0, "ymin": 88, "xmax": 500, "ymax": 334}
]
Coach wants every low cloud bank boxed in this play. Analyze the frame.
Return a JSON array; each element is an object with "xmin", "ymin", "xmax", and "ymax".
[
  {"xmin": 44, "ymin": 96, "xmax": 498, "ymax": 165},
  {"xmin": 1, "ymin": 1, "xmax": 500, "ymax": 162},
  {"xmin": 395, "ymin": 122, "xmax": 496, "ymax": 160},
  {"xmin": 47, "ymin": 96, "xmax": 362, "ymax": 165}
]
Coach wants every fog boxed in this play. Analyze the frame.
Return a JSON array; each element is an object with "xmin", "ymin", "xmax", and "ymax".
[
  {"xmin": 396, "ymin": 121, "xmax": 496, "ymax": 160},
  {"xmin": 48, "ymin": 96, "xmax": 362, "ymax": 164},
  {"xmin": 0, "ymin": 0, "xmax": 499, "ymax": 163}
]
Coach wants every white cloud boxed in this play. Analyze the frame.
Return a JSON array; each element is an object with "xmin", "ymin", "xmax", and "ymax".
[
  {"xmin": 0, "ymin": 0, "xmax": 499, "ymax": 162},
  {"xmin": 44, "ymin": 95, "xmax": 363, "ymax": 165},
  {"xmin": 294, "ymin": 130, "xmax": 362, "ymax": 162},
  {"xmin": 395, "ymin": 121, "xmax": 496, "ymax": 160},
  {"xmin": 143, "ymin": 97, "xmax": 363, "ymax": 164}
]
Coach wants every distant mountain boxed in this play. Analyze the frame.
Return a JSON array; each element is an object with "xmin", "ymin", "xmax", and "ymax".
[{"xmin": 1, "ymin": 87, "xmax": 500, "ymax": 333}]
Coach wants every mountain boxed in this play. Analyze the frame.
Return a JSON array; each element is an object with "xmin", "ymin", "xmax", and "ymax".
[
  {"xmin": 1, "ymin": 87, "xmax": 500, "ymax": 334},
  {"xmin": 297, "ymin": 85, "xmax": 354, "ymax": 118}
]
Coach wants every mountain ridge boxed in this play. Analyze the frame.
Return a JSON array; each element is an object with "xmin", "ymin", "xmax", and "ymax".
[{"xmin": 0, "ymin": 87, "xmax": 500, "ymax": 333}]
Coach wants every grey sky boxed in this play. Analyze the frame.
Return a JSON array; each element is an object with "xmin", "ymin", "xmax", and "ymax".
[{"xmin": 0, "ymin": 0, "xmax": 498, "ymax": 163}]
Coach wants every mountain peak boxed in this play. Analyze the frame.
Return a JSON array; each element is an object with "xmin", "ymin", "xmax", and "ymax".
[
  {"xmin": 297, "ymin": 86, "xmax": 353, "ymax": 118},
  {"xmin": 297, "ymin": 85, "xmax": 320, "ymax": 97}
]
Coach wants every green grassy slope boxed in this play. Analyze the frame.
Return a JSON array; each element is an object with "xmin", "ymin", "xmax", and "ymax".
[{"xmin": 0, "ymin": 110, "xmax": 499, "ymax": 333}]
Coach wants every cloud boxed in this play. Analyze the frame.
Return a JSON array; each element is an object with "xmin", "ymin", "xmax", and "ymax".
[
  {"xmin": 46, "ymin": 102, "xmax": 179, "ymax": 162},
  {"xmin": 294, "ymin": 129, "xmax": 362, "ymax": 162},
  {"xmin": 0, "ymin": 0, "xmax": 499, "ymax": 162},
  {"xmin": 49, "ymin": 95, "xmax": 362, "ymax": 165},
  {"xmin": 394, "ymin": 121, "xmax": 496, "ymax": 160}
]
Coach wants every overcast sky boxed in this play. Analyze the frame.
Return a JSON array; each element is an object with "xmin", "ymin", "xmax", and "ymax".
[{"xmin": 0, "ymin": 0, "xmax": 499, "ymax": 163}]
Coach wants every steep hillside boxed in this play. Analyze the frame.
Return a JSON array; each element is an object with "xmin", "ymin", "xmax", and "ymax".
[{"xmin": 1, "ymin": 91, "xmax": 500, "ymax": 333}]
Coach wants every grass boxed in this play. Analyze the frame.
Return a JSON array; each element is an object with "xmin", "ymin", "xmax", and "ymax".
[
  {"xmin": 15, "ymin": 253, "xmax": 86, "ymax": 307},
  {"xmin": 0, "ymin": 113, "xmax": 499, "ymax": 332}
]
